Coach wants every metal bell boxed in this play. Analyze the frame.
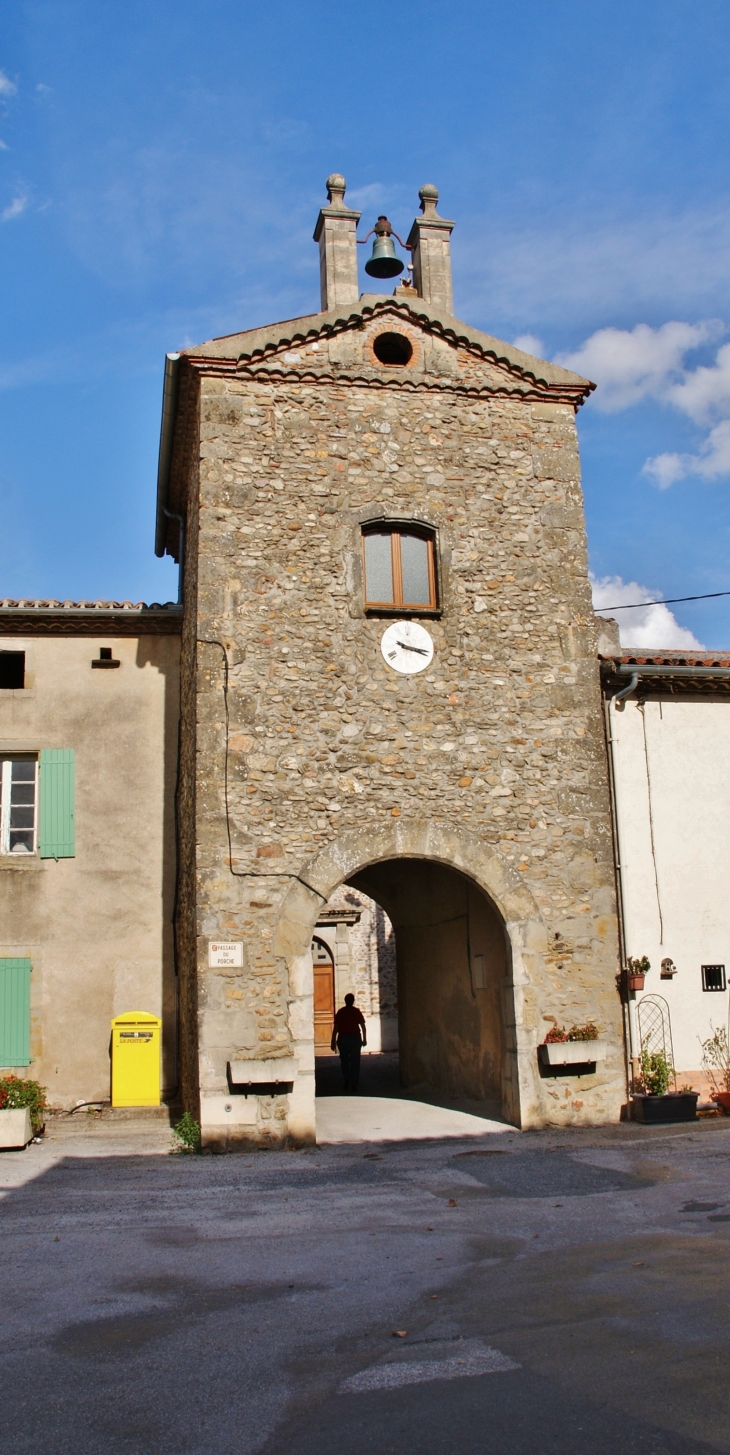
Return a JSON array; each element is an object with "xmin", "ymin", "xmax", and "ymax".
[{"xmin": 364, "ymin": 216, "xmax": 405, "ymax": 279}]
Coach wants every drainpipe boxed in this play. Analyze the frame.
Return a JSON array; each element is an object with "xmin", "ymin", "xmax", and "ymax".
[
  {"xmin": 163, "ymin": 509, "xmax": 185, "ymax": 606},
  {"xmin": 602, "ymin": 695, "xmax": 634, "ymax": 1099},
  {"xmin": 154, "ymin": 352, "xmax": 181, "ymax": 559},
  {"xmin": 613, "ymin": 661, "xmax": 730, "ymax": 709}
]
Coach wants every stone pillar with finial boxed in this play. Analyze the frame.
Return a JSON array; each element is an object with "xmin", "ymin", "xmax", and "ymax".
[
  {"xmin": 313, "ymin": 174, "xmax": 362, "ymax": 312},
  {"xmin": 406, "ymin": 184, "xmax": 455, "ymax": 314}
]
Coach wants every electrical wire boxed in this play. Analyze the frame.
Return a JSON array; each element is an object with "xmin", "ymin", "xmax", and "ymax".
[
  {"xmin": 598, "ymin": 589, "xmax": 730, "ymax": 611},
  {"xmin": 198, "ymin": 639, "xmax": 327, "ymax": 901}
]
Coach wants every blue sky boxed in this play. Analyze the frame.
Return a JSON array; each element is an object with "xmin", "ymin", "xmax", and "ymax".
[{"xmin": 2, "ymin": 1, "xmax": 730, "ymax": 645}]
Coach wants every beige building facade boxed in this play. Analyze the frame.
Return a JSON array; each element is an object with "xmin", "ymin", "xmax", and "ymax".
[{"xmin": 0, "ymin": 605, "xmax": 180, "ymax": 1106}]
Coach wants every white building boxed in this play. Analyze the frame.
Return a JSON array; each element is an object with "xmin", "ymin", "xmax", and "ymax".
[{"xmin": 602, "ymin": 640, "xmax": 730, "ymax": 1098}]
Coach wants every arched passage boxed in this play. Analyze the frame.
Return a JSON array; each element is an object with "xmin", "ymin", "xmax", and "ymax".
[
  {"xmin": 276, "ymin": 822, "xmax": 549, "ymax": 1134},
  {"xmin": 347, "ymin": 858, "xmax": 507, "ymax": 1105}
]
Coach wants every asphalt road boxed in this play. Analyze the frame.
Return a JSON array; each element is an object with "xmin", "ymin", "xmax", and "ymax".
[{"xmin": 1, "ymin": 1114, "xmax": 729, "ymax": 1454}]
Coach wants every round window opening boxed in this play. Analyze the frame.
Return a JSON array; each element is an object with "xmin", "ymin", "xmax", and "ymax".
[{"xmin": 373, "ymin": 332, "xmax": 413, "ymax": 366}]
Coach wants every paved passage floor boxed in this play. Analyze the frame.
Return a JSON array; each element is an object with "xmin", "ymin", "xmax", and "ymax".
[
  {"xmin": 316, "ymin": 1095, "xmax": 507, "ymax": 1141},
  {"xmin": 1, "ymin": 1113, "xmax": 729, "ymax": 1454}
]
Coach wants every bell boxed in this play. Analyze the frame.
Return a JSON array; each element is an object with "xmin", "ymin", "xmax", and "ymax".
[{"xmin": 365, "ymin": 216, "xmax": 405, "ymax": 279}]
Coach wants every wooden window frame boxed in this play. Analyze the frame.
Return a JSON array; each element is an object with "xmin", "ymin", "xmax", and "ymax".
[
  {"xmin": 362, "ymin": 526, "xmax": 438, "ymax": 612},
  {"xmin": 0, "ymin": 756, "xmax": 38, "ymax": 857}
]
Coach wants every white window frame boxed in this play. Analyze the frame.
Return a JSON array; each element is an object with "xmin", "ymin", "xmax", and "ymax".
[{"xmin": 0, "ymin": 756, "xmax": 39, "ymax": 856}]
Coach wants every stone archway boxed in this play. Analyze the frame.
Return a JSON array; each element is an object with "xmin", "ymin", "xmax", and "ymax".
[{"xmin": 275, "ymin": 822, "xmax": 549, "ymax": 1139}]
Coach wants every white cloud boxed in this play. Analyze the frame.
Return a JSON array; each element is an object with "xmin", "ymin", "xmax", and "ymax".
[
  {"xmin": 558, "ymin": 319, "xmax": 730, "ymax": 486},
  {"xmin": 2, "ymin": 194, "xmax": 27, "ymax": 222},
  {"xmin": 591, "ymin": 575, "xmax": 705, "ymax": 649},
  {"xmin": 645, "ymin": 418, "xmax": 730, "ymax": 488},
  {"xmin": 512, "ymin": 333, "xmax": 544, "ymax": 358},
  {"xmin": 0, "ymin": 72, "xmax": 16, "ymax": 98},
  {"xmin": 556, "ymin": 321, "xmax": 723, "ymax": 411}
]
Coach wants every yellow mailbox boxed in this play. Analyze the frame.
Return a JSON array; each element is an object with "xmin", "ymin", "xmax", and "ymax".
[{"xmin": 111, "ymin": 1010, "xmax": 161, "ymax": 1107}]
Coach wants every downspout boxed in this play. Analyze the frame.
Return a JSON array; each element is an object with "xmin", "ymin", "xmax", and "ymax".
[
  {"xmin": 164, "ymin": 509, "xmax": 185, "ymax": 606},
  {"xmin": 602, "ymin": 694, "xmax": 634, "ymax": 1099},
  {"xmin": 154, "ymin": 352, "xmax": 181, "ymax": 560},
  {"xmin": 613, "ymin": 662, "xmax": 730, "ymax": 709},
  {"xmin": 154, "ymin": 351, "xmax": 182, "ymax": 1095},
  {"xmin": 613, "ymin": 671, "xmax": 639, "ymax": 709}
]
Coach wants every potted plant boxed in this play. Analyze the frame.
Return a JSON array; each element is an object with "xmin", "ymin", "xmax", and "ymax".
[
  {"xmin": 627, "ymin": 955, "xmax": 650, "ymax": 992},
  {"xmin": 538, "ymin": 1021, "xmax": 607, "ymax": 1068},
  {"xmin": 631, "ymin": 1043, "xmax": 698, "ymax": 1123},
  {"xmin": 0, "ymin": 1075, "xmax": 47, "ymax": 1150},
  {"xmin": 700, "ymin": 1025, "xmax": 730, "ymax": 1114}
]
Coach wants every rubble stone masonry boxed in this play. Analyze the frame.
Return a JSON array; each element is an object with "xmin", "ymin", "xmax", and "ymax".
[{"xmin": 174, "ymin": 302, "xmax": 624, "ymax": 1144}]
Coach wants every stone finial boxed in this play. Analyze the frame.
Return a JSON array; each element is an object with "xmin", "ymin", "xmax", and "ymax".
[
  {"xmin": 326, "ymin": 173, "xmax": 347, "ymax": 208},
  {"xmin": 418, "ymin": 183, "xmax": 440, "ymax": 216},
  {"xmin": 314, "ymin": 174, "xmax": 362, "ymax": 312},
  {"xmin": 407, "ymin": 182, "xmax": 455, "ymax": 314}
]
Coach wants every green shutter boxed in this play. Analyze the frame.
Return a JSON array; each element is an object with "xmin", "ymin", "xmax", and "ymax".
[
  {"xmin": 0, "ymin": 958, "xmax": 31, "ymax": 1067},
  {"xmin": 39, "ymin": 749, "xmax": 75, "ymax": 859}
]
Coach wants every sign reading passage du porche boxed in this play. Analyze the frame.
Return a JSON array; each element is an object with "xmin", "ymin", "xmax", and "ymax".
[{"xmin": 208, "ymin": 942, "xmax": 244, "ymax": 968}]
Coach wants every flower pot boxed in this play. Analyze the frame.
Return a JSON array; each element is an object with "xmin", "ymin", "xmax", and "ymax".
[
  {"xmin": 712, "ymin": 1091, "xmax": 730, "ymax": 1116},
  {"xmin": 0, "ymin": 1107, "xmax": 33, "ymax": 1149},
  {"xmin": 631, "ymin": 1093, "xmax": 698, "ymax": 1124},
  {"xmin": 627, "ymin": 974, "xmax": 645, "ymax": 992},
  {"xmin": 538, "ymin": 1040, "xmax": 607, "ymax": 1067}
]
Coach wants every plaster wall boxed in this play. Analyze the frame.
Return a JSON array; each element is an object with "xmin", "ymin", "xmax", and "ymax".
[
  {"xmin": 178, "ymin": 309, "xmax": 625, "ymax": 1144},
  {"xmin": 609, "ymin": 695, "xmax": 730, "ymax": 1084},
  {"xmin": 0, "ymin": 633, "xmax": 180, "ymax": 1106}
]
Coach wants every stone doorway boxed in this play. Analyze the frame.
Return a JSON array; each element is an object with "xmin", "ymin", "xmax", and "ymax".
[
  {"xmin": 349, "ymin": 858, "xmax": 508, "ymax": 1110},
  {"xmin": 314, "ymin": 858, "xmax": 509, "ymax": 1122}
]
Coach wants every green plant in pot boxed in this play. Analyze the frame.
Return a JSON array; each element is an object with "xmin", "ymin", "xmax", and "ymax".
[
  {"xmin": 639, "ymin": 1045, "xmax": 673, "ymax": 1095},
  {"xmin": 632, "ymin": 1040, "xmax": 698, "ymax": 1123},
  {"xmin": 627, "ymin": 955, "xmax": 650, "ymax": 992},
  {"xmin": 700, "ymin": 1025, "xmax": 730, "ymax": 1114}
]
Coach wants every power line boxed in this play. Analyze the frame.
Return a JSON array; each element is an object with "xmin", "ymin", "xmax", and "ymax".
[{"xmin": 598, "ymin": 589, "xmax": 730, "ymax": 612}]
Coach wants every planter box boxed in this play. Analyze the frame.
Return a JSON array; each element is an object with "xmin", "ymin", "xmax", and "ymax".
[
  {"xmin": 628, "ymin": 975, "xmax": 645, "ymax": 992},
  {"xmin": 712, "ymin": 1092, "xmax": 730, "ymax": 1115},
  {"xmin": 538, "ymin": 1040, "xmax": 607, "ymax": 1068},
  {"xmin": 631, "ymin": 1093, "xmax": 699, "ymax": 1124},
  {"xmin": 0, "ymin": 1108, "xmax": 33, "ymax": 1149}
]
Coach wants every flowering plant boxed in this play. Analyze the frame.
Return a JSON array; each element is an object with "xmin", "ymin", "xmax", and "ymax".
[
  {"xmin": 544, "ymin": 1022, "xmax": 599, "ymax": 1044},
  {"xmin": 0, "ymin": 1075, "xmax": 47, "ymax": 1132},
  {"xmin": 700, "ymin": 1025, "xmax": 730, "ymax": 1095},
  {"xmin": 638, "ymin": 1043, "xmax": 673, "ymax": 1096}
]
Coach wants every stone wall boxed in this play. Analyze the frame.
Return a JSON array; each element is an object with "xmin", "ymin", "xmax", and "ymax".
[{"xmin": 177, "ymin": 308, "xmax": 624, "ymax": 1143}]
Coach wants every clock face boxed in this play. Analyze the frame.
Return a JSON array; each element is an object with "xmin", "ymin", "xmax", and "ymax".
[{"xmin": 380, "ymin": 620, "xmax": 434, "ymax": 675}]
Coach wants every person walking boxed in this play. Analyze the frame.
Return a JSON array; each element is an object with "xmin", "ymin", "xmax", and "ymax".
[{"xmin": 331, "ymin": 993, "xmax": 367, "ymax": 1093}]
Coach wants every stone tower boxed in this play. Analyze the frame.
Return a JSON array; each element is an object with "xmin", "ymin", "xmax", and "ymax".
[{"xmin": 156, "ymin": 177, "xmax": 623, "ymax": 1148}]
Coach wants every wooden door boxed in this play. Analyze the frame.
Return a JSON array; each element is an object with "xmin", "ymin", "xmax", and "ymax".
[{"xmin": 312, "ymin": 937, "xmax": 335, "ymax": 1053}]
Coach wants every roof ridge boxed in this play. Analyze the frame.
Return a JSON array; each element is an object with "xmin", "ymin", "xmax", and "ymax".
[{"xmin": 0, "ymin": 599, "xmax": 181, "ymax": 611}]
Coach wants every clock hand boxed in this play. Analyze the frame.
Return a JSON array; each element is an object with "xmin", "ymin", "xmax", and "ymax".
[{"xmin": 397, "ymin": 640, "xmax": 429, "ymax": 654}]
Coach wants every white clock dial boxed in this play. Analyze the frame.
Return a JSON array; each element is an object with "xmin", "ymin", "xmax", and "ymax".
[{"xmin": 380, "ymin": 620, "xmax": 434, "ymax": 675}]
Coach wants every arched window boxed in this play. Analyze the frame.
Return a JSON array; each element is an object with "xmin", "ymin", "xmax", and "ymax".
[{"xmin": 362, "ymin": 524, "xmax": 437, "ymax": 610}]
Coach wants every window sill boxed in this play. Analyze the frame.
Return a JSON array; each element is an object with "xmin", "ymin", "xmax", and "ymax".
[
  {"xmin": 0, "ymin": 855, "xmax": 42, "ymax": 871},
  {"xmin": 364, "ymin": 607, "xmax": 443, "ymax": 620}
]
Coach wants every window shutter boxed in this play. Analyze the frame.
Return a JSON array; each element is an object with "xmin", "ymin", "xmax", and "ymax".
[
  {"xmin": 0, "ymin": 958, "xmax": 31, "ymax": 1067},
  {"xmin": 39, "ymin": 749, "xmax": 75, "ymax": 859}
]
